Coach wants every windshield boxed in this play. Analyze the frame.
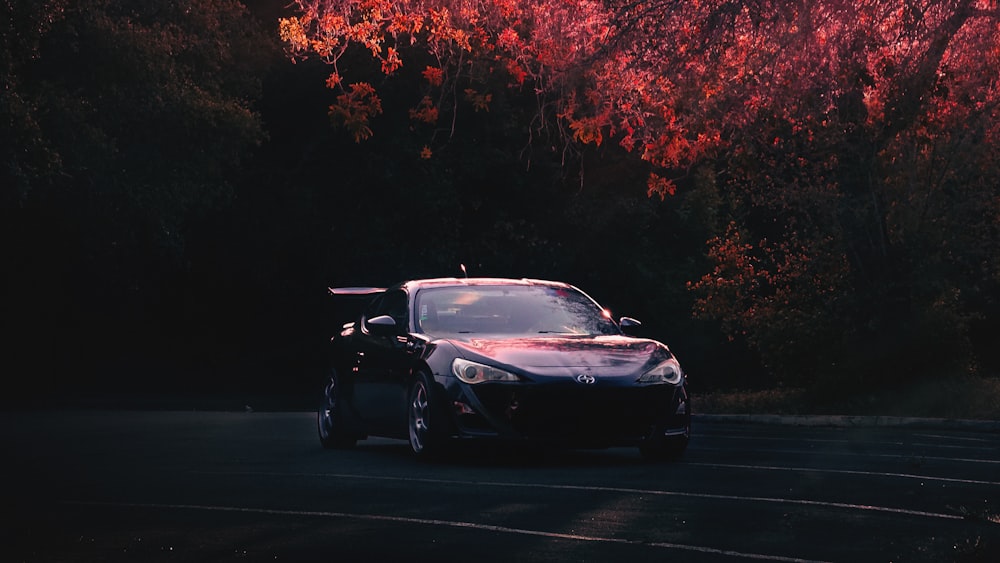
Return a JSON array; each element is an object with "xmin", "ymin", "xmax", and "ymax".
[{"xmin": 414, "ymin": 285, "xmax": 620, "ymax": 337}]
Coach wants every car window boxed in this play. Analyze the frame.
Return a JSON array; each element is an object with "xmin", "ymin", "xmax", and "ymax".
[{"xmin": 415, "ymin": 285, "xmax": 619, "ymax": 337}]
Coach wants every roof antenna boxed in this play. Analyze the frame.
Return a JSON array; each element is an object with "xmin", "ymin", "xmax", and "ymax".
[{"xmin": 460, "ymin": 264, "xmax": 468, "ymax": 278}]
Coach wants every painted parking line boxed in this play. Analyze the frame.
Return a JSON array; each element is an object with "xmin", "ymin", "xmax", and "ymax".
[
  {"xmin": 198, "ymin": 471, "xmax": 968, "ymax": 521},
  {"xmin": 685, "ymin": 462, "xmax": 1000, "ymax": 487},
  {"xmin": 692, "ymin": 445, "xmax": 1000, "ymax": 465},
  {"xmin": 703, "ymin": 433, "xmax": 998, "ymax": 454},
  {"xmin": 65, "ymin": 500, "xmax": 831, "ymax": 563},
  {"xmin": 913, "ymin": 433, "xmax": 998, "ymax": 444}
]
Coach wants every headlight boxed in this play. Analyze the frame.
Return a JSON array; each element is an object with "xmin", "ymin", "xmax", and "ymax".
[
  {"xmin": 452, "ymin": 359, "xmax": 521, "ymax": 384},
  {"xmin": 637, "ymin": 358, "xmax": 683, "ymax": 385}
]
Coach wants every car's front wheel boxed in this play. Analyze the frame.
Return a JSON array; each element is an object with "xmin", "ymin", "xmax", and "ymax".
[
  {"xmin": 317, "ymin": 368, "xmax": 357, "ymax": 449},
  {"xmin": 408, "ymin": 372, "xmax": 444, "ymax": 457},
  {"xmin": 639, "ymin": 418, "xmax": 690, "ymax": 462}
]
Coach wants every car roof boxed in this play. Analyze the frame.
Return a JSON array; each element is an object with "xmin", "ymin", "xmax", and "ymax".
[{"xmin": 398, "ymin": 277, "xmax": 574, "ymax": 292}]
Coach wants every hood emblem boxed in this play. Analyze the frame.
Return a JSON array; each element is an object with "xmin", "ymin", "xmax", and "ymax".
[{"xmin": 575, "ymin": 374, "xmax": 596, "ymax": 385}]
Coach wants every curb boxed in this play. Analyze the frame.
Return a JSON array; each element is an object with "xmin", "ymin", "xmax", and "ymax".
[{"xmin": 694, "ymin": 413, "xmax": 1000, "ymax": 432}]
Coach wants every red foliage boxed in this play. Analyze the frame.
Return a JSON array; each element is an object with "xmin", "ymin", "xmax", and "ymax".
[{"xmin": 280, "ymin": 0, "xmax": 1000, "ymax": 382}]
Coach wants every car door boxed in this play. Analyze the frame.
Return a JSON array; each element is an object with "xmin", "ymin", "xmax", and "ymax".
[{"xmin": 352, "ymin": 289, "xmax": 411, "ymax": 435}]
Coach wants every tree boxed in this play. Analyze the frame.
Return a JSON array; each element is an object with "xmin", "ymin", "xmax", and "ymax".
[
  {"xmin": 2, "ymin": 0, "xmax": 273, "ymax": 387},
  {"xmin": 279, "ymin": 0, "xmax": 1000, "ymax": 385},
  {"xmin": 685, "ymin": 0, "xmax": 1000, "ymax": 384}
]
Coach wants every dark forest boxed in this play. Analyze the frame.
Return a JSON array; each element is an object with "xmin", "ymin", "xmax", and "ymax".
[{"xmin": 4, "ymin": 0, "xmax": 1000, "ymax": 405}]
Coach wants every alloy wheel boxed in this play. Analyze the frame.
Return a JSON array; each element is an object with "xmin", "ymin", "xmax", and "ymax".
[{"xmin": 408, "ymin": 379, "xmax": 430, "ymax": 453}]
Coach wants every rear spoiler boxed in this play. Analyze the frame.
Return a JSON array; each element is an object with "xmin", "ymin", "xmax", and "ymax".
[
  {"xmin": 327, "ymin": 287, "xmax": 386, "ymax": 296},
  {"xmin": 326, "ymin": 287, "xmax": 386, "ymax": 332}
]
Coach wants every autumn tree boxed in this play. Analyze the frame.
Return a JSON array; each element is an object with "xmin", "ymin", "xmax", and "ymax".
[
  {"xmin": 280, "ymin": 0, "xmax": 1000, "ymax": 386},
  {"xmin": 684, "ymin": 0, "xmax": 1000, "ymax": 385}
]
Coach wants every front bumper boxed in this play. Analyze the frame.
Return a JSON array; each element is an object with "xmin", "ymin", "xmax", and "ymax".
[{"xmin": 445, "ymin": 379, "xmax": 689, "ymax": 447}]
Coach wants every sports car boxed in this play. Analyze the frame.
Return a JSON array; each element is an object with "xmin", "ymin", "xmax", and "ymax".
[{"xmin": 318, "ymin": 277, "xmax": 690, "ymax": 460}]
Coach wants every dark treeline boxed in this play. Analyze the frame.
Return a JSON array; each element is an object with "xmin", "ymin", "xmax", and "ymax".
[{"xmin": 3, "ymin": 1, "xmax": 997, "ymax": 401}]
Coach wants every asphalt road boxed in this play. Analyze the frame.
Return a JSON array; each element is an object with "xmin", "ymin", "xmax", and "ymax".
[{"xmin": 2, "ymin": 410, "xmax": 998, "ymax": 562}]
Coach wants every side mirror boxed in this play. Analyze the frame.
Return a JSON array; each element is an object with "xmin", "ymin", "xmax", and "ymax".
[{"xmin": 366, "ymin": 314, "xmax": 398, "ymax": 336}]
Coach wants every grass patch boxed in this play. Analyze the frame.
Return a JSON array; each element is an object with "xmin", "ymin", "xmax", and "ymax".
[{"xmin": 696, "ymin": 374, "xmax": 1000, "ymax": 420}]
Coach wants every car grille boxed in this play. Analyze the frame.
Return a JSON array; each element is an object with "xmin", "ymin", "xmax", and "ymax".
[{"xmin": 470, "ymin": 383, "xmax": 676, "ymax": 443}]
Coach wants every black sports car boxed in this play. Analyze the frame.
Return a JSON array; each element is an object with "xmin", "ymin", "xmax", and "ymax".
[{"xmin": 319, "ymin": 278, "xmax": 690, "ymax": 460}]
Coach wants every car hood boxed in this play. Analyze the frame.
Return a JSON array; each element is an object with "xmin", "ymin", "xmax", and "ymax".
[{"xmin": 450, "ymin": 335, "xmax": 670, "ymax": 378}]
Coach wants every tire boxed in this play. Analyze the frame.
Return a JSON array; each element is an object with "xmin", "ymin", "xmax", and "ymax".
[
  {"xmin": 407, "ymin": 372, "xmax": 444, "ymax": 457},
  {"xmin": 639, "ymin": 419, "xmax": 690, "ymax": 462},
  {"xmin": 317, "ymin": 368, "xmax": 357, "ymax": 449}
]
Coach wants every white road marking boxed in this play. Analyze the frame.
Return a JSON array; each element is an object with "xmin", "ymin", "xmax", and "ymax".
[
  {"xmin": 65, "ymin": 500, "xmax": 831, "ymax": 563},
  {"xmin": 909, "ymin": 442, "xmax": 999, "ymax": 451},
  {"xmin": 693, "ymin": 445, "xmax": 1000, "ymax": 464},
  {"xmin": 914, "ymin": 433, "xmax": 998, "ymax": 444},
  {"xmin": 686, "ymin": 462, "xmax": 1000, "ymax": 486},
  {"xmin": 200, "ymin": 471, "xmax": 967, "ymax": 521},
  {"xmin": 706, "ymin": 433, "xmax": 998, "ymax": 453}
]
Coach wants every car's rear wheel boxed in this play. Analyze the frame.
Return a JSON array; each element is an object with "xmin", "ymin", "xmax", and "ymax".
[
  {"xmin": 408, "ymin": 372, "xmax": 444, "ymax": 457},
  {"xmin": 318, "ymin": 368, "xmax": 357, "ymax": 449}
]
